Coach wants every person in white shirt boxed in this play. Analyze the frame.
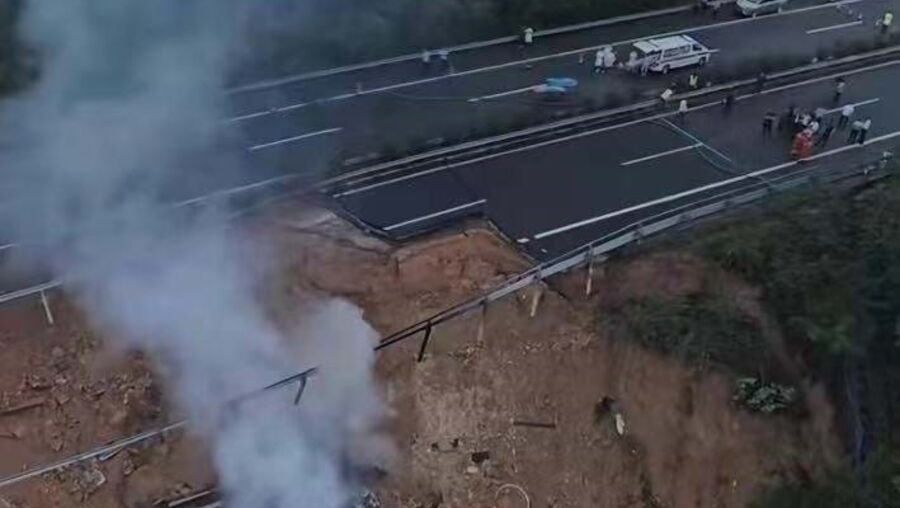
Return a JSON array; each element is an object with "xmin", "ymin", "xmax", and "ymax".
[
  {"xmin": 677, "ymin": 99, "xmax": 689, "ymax": 122},
  {"xmin": 420, "ymin": 49, "xmax": 431, "ymax": 73},
  {"xmin": 848, "ymin": 119, "xmax": 865, "ymax": 143},
  {"xmin": 594, "ymin": 49, "xmax": 604, "ymax": 74},
  {"xmin": 523, "ymin": 26, "xmax": 535, "ymax": 45},
  {"xmin": 839, "ymin": 103, "xmax": 855, "ymax": 129},
  {"xmin": 858, "ymin": 118, "xmax": 872, "ymax": 144},
  {"xmin": 881, "ymin": 11, "xmax": 894, "ymax": 33},
  {"xmin": 660, "ymin": 87, "xmax": 674, "ymax": 104},
  {"xmin": 602, "ymin": 46, "xmax": 617, "ymax": 71}
]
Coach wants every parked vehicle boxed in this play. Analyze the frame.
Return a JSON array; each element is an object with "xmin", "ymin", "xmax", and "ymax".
[
  {"xmin": 736, "ymin": 0, "xmax": 789, "ymax": 17},
  {"xmin": 629, "ymin": 35, "xmax": 713, "ymax": 74},
  {"xmin": 533, "ymin": 77, "xmax": 579, "ymax": 99}
]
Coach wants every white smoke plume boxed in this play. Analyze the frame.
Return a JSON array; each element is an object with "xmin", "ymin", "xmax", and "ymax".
[{"xmin": 0, "ymin": 1, "xmax": 386, "ymax": 507}]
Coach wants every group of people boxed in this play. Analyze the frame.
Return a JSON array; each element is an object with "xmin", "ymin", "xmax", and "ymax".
[{"xmin": 761, "ymin": 97, "xmax": 872, "ymax": 160}]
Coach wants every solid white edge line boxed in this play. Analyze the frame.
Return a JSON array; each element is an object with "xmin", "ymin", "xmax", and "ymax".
[
  {"xmin": 824, "ymin": 97, "xmax": 881, "ymax": 114},
  {"xmin": 806, "ymin": 20, "xmax": 865, "ymax": 35},
  {"xmin": 248, "ymin": 128, "xmax": 342, "ymax": 152},
  {"xmin": 621, "ymin": 143, "xmax": 702, "ymax": 166},
  {"xmin": 530, "ymin": 128, "xmax": 900, "ymax": 241},
  {"xmin": 227, "ymin": 0, "xmax": 865, "ymax": 121},
  {"xmin": 382, "ymin": 199, "xmax": 487, "ymax": 231},
  {"xmin": 336, "ymin": 58, "xmax": 900, "ymax": 198},
  {"xmin": 225, "ymin": 4, "xmax": 704, "ymax": 95},
  {"xmin": 469, "ymin": 85, "xmax": 539, "ymax": 102}
]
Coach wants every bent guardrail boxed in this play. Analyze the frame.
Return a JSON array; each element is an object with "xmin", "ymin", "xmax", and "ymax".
[{"xmin": 375, "ymin": 152, "xmax": 894, "ymax": 358}]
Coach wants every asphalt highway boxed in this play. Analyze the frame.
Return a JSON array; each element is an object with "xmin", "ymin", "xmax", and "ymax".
[
  {"xmin": 334, "ymin": 60, "xmax": 900, "ymax": 260},
  {"xmin": 232, "ymin": 0, "xmax": 900, "ymax": 175}
]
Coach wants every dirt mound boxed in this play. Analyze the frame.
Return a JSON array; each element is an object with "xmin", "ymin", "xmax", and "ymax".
[{"xmin": 0, "ymin": 205, "xmax": 844, "ymax": 508}]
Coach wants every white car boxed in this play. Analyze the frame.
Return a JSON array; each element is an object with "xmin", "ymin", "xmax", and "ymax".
[
  {"xmin": 736, "ymin": 0, "xmax": 789, "ymax": 17},
  {"xmin": 630, "ymin": 35, "xmax": 713, "ymax": 74}
]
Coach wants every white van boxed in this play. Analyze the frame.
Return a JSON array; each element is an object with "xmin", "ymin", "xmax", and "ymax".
[{"xmin": 630, "ymin": 35, "xmax": 713, "ymax": 74}]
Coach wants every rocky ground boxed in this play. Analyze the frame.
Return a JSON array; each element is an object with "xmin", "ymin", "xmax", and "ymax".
[{"xmin": 0, "ymin": 202, "xmax": 845, "ymax": 507}]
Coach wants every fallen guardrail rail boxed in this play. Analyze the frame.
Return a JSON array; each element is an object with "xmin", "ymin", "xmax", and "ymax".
[{"xmin": 0, "ymin": 151, "xmax": 891, "ymax": 497}]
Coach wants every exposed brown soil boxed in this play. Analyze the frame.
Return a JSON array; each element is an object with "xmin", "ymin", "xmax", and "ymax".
[{"xmin": 0, "ymin": 203, "xmax": 844, "ymax": 507}]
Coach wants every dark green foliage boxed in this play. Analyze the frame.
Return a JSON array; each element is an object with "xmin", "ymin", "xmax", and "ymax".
[
  {"xmin": 752, "ymin": 450, "xmax": 900, "ymax": 508},
  {"xmin": 0, "ymin": 0, "xmax": 25, "ymax": 95},
  {"xmin": 697, "ymin": 190, "xmax": 860, "ymax": 358},
  {"xmin": 613, "ymin": 295, "xmax": 766, "ymax": 374},
  {"xmin": 695, "ymin": 178, "xmax": 900, "ymax": 508},
  {"xmin": 239, "ymin": 0, "xmax": 690, "ymax": 81}
]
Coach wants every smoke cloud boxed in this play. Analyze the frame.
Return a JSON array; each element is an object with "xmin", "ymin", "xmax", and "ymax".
[{"xmin": 0, "ymin": 1, "xmax": 386, "ymax": 507}]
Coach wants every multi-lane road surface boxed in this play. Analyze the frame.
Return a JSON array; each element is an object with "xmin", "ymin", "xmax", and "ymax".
[
  {"xmin": 334, "ymin": 59, "xmax": 900, "ymax": 259},
  {"xmin": 2, "ymin": 0, "xmax": 900, "ymax": 294},
  {"xmin": 228, "ymin": 0, "xmax": 899, "ymax": 180}
]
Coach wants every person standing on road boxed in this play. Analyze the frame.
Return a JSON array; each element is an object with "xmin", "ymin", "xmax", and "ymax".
[
  {"xmin": 523, "ymin": 26, "xmax": 535, "ymax": 46},
  {"xmin": 420, "ymin": 49, "xmax": 431, "ymax": 73},
  {"xmin": 627, "ymin": 50, "xmax": 639, "ymax": 69},
  {"xmin": 808, "ymin": 118, "xmax": 821, "ymax": 135},
  {"xmin": 755, "ymin": 72, "xmax": 768, "ymax": 93},
  {"xmin": 594, "ymin": 48, "xmax": 605, "ymax": 74},
  {"xmin": 848, "ymin": 119, "xmax": 864, "ymax": 143},
  {"xmin": 881, "ymin": 11, "xmax": 894, "ymax": 34},
  {"xmin": 660, "ymin": 86, "xmax": 675, "ymax": 105},
  {"xmin": 858, "ymin": 118, "xmax": 872, "ymax": 144},
  {"xmin": 816, "ymin": 121, "xmax": 835, "ymax": 147},
  {"xmin": 438, "ymin": 49, "xmax": 452, "ymax": 74},
  {"xmin": 688, "ymin": 73, "xmax": 700, "ymax": 90},
  {"xmin": 833, "ymin": 77, "xmax": 846, "ymax": 103},
  {"xmin": 603, "ymin": 46, "xmax": 617, "ymax": 72},
  {"xmin": 839, "ymin": 103, "xmax": 855, "ymax": 129},
  {"xmin": 813, "ymin": 107, "xmax": 827, "ymax": 122},
  {"xmin": 762, "ymin": 112, "xmax": 776, "ymax": 136},
  {"xmin": 722, "ymin": 92, "xmax": 735, "ymax": 113},
  {"xmin": 778, "ymin": 104, "xmax": 796, "ymax": 132},
  {"xmin": 678, "ymin": 99, "xmax": 689, "ymax": 122}
]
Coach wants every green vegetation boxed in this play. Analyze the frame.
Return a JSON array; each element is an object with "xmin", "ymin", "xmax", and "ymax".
[
  {"xmin": 0, "ymin": 0, "xmax": 30, "ymax": 97},
  {"xmin": 692, "ymin": 176, "xmax": 900, "ymax": 506},
  {"xmin": 242, "ymin": 0, "xmax": 688, "ymax": 80},
  {"xmin": 612, "ymin": 295, "xmax": 767, "ymax": 374},
  {"xmin": 751, "ymin": 450, "xmax": 900, "ymax": 508},
  {"xmin": 733, "ymin": 377, "xmax": 795, "ymax": 413}
]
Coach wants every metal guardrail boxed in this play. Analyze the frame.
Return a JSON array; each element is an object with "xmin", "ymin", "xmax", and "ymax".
[
  {"xmin": 375, "ymin": 153, "xmax": 894, "ymax": 355},
  {"xmin": 0, "ymin": 154, "xmax": 890, "ymax": 494},
  {"xmin": 225, "ymin": 3, "xmax": 702, "ymax": 94}
]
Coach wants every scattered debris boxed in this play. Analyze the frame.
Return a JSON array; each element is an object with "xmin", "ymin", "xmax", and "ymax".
[
  {"xmin": 495, "ymin": 483, "xmax": 531, "ymax": 508},
  {"xmin": 511, "ymin": 419, "xmax": 556, "ymax": 429},
  {"xmin": 733, "ymin": 378, "xmax": 796, "ymax": 413},
  {"xmin": 595, "ymin": 396, "xmax": 626, "ymax": 436},
  {"xmin": 354, "ymin": 490, "xmax": 381, "ymax": 508},
  {"xmin": 0, "ymin": 397, "xmax": 45, "ymax": 418},
  {"xmin": 471, "ymin": 450, "xmax": 491, "ymax": 464}
]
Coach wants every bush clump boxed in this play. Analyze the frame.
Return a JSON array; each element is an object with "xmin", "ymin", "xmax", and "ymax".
[{"xmin": 614, "ymin": 295, "xmax": 766, "ymax": 374}]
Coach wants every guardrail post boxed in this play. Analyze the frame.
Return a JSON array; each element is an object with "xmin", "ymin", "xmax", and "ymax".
[
  {"xmin": 292, "ymin": 373, "xmax": 309, "ymax": 405},
  {"xmin": 529, "ymin": 277, "xmax": 543, "ymax": 319},
  {"xmin": 39, "ymin": 290, "xmax": 55, "ymax": 326},
  {"xmin": 584, "ymin": 248, "xmax": 595, "ymax": 297},
  {"xmin": 476, "ymin": 301, "xmax": 488, "ymax": 344},
  {"xmin": 416, "ymin": 323, "xmax": 433, "ymax": 363}
]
